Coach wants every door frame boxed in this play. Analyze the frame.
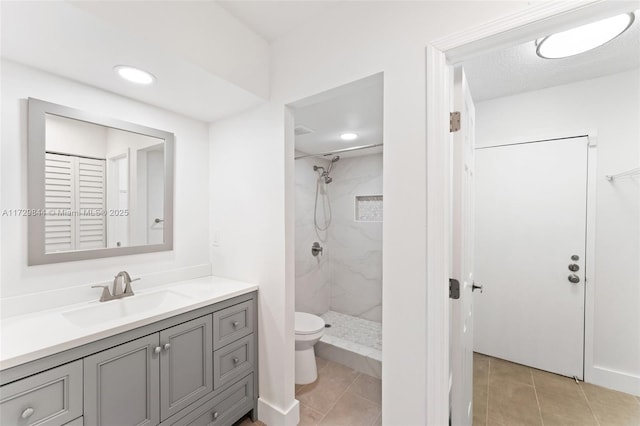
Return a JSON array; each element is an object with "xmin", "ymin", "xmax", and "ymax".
[
  {"xmin": 475, "ymin": 131, "xmax": 598, "ymax": 382},
  {"xmin": 424, "ymin": 1, "xmax": 632, "ymax": 423}
]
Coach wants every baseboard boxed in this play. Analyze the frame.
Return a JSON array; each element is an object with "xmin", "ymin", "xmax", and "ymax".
[
  {"xmin": 258, "ymin": 398, "xmax": 300, "ymax": 426},
  {"xmin": 588, "ymin": 366, "xmax": 640, "ymax": 396}
]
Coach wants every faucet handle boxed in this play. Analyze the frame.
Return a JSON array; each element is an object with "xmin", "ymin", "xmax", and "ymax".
[{"xmin": 91, "ymin": 285, "xmax": 112, "ymax": 302}]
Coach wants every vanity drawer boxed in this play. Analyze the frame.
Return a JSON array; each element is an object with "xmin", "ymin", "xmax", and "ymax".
[
  {"xmin": 169, "ymin": 374, "xmax": 253, "ymax": 426},
  {"xmin": 213, "ymin": 334, "xmax": 254, "ymax": 391},
  {"xmin": 213, "ymin": 300, "xmax": 254, "ymax": 350},
  {"xmin": 0, "ymin": 360, "xmax": 82, "ymax": 426}
]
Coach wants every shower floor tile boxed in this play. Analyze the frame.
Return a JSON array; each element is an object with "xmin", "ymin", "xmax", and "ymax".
[{"xmin": 320, "ymin": 311, "xmax": 382, "ymax": 358}]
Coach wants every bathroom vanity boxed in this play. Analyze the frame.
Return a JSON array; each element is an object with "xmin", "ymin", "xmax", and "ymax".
[{"xmin": 0, "ymin": 277, "xmax": 258, "ymax": 426}]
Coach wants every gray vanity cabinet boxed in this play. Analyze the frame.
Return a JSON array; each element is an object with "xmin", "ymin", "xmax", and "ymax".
[
  {"xmin": 84, "ymin": 316, "xmax": 213, "ymax": 425},
  {"xmin": 84, "ymin": 333, "xmax": 160, "ymax": 426},
  {"xmin": 159, "ymin": 316, "xmax": 213, "ymax": 420},
  {"xmin": 1, "ymin": 292, "xmax": 257, "ymax": 426}
]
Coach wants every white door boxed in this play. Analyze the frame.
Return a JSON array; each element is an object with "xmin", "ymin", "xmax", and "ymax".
[
  {"xmin": 474, "ymin": 136, "xmax": 588, "ymax": 379},
  {"xmin": 450, "ymin": 67, "xmax": 476, "ymax": 425}
]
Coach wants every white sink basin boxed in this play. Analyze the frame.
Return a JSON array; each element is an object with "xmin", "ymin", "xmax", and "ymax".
[{"xmin": 62, "ymin": 290, "xmax": 192, "ymax": 327}]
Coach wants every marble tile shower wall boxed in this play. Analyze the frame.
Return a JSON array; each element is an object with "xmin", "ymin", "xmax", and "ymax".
[
  {"xmin": 295, "ymin": 153, "xmax": 383, "ymax": 322},
  {"xmin": 295, "ymin": 156, "xmax": 332, "ymax": 315}
]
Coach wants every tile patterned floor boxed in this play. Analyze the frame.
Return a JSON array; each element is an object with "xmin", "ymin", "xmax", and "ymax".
[
  {"xmin": 237, "ymin": 353, "xmax": 640, "ymax": 426},
  {"xmin": 235, "ymin": 357, "xmax": 380, "ymax": 426},
  {"xmin": 296, "ymin": 357, "xmax": 382, "ymax": 426},
  {"xmin": 473, "ymin": 352, "xmax": 640, "ymax": 426}
]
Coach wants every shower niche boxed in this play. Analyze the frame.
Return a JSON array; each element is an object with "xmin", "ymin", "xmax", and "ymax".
[{"xmin": 292, "ymin": 73, "xmax": 383, "ymax": 378}]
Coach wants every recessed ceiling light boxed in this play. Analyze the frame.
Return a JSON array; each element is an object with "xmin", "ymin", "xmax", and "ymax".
[
  {"xmin": 536, "ymin": 13, "xmax": 634, "ymax": 59},
  {"xmin": 113, "ymin": 65, "xmax": 156, "ymax": 85},
  {"xmin": 340, "ymin": 132, "xmax": 358, "ymax": 141}
]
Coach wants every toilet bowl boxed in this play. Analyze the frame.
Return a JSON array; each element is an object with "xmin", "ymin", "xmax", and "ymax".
[{"xmin": 294, "ymin": 312, "xmax": 325, "ymax": 385}]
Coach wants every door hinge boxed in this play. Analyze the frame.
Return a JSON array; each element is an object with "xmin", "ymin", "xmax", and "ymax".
[
  {"xmin": 450, "ymin": 111, "xmax": 461, "ymax": 132},
  {"xmin": 449, "ymin": 278, "xmax": 460, "ymax": 299}
]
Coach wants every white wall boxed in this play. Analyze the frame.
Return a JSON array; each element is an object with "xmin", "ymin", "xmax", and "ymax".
[
  {"xmin": 1, "ymin": 60, "xmax": 211, "ymax": 305},
  {"xmin": 475, "ymin": 69, "xmax": 640, "ymax": 394},
  {"xmin": 209, "ymin": 2, "xmax": 531, "ymax": 424}
]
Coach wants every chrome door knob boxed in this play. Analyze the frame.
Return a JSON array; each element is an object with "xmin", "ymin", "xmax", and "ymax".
[
  {"xmin": 568, "ymin": 274, "xmax": 580, "ymax": 284},
  {"xmin": 212, "ymin": 411, "xmax": 219, "ymax": 420},
  {"xmin": 163, "ymin": 343, "xmax": 171, "ymax": 351},
  {"xmin": 232, "ymin": 321, "xmax": 239, "ymax": 328},
  {"xmin": 154, "ymin": 346, "xmax": 162, "ymax": 354},
  {"xmin": 233, "ymin": 357, "xmax": 240, "ymax": 364}
]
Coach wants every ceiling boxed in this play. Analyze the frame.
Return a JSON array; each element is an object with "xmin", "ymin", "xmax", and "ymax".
[
  {"xmin": 463, "ymin": 12, "xmax": 640, "ymax": 101},
  {"xmin": 217, "ymin": 1, "xmax": 341, "ymax": 42},
  {"xmin": 1, "ymin": 1, "xmax": 266, "ymax": 122},
  {"xmin": 292, "ymin": 73, "xmax": 383, "ymax": 159}
]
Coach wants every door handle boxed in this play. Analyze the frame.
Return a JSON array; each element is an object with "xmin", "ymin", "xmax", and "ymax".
[
  {"xmin": 472, "ymin": 282, "xmax": 483, "ymax": 293},
  {"xmin": 568, "ymin": 274, "xmax": 580, "ymax": 284}
]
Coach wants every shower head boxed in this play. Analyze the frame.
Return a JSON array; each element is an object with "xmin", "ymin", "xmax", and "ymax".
[
  {"xmin": 326, "ymin": 155, "xmax": 340, "ymax": 175},
  {"xmin": 314, "ymin": 155, "xmax": 339, "ymax": 184}
]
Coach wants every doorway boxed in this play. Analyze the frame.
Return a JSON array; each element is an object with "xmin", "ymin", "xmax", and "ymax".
[{"xmin": 427, "ymin": 5, "xmax": 637, "ymax": 422}]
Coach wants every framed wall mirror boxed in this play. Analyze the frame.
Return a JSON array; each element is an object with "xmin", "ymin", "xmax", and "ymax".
[{"xmin": 28, "ymin": 98, "xmax": 174, "ymax": 265}]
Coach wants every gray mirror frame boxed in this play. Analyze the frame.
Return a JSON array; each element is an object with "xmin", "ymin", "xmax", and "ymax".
[{"xmin": 28, "ymin": 98, "xmax": 174, "ymax": 265}]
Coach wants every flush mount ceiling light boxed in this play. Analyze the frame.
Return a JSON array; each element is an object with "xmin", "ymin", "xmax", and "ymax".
[
  {"xmin": 340, "ymin": 132, "xmax": 358, "ymax": 141},
  {"xmin": 113, "ymin": 65, "xmax": 156, "ymax": 85},
  {"xmin": 536, "ymin": 13, "xmax": 634, "ymax": 59}
]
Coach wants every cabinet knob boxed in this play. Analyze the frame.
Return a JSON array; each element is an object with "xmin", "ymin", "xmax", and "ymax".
[
  {"xmin": 232, "ymin": 321, "xmax": 239, "ymax": 328},
  {"xmin": 163, "ymin": 343, "xmax": 171, "ymax": 351},
  {"xmin": 21, "ymin": 407, "xmax": 35, "ymax": 419},
  {"xmin": 154, "ymin": 346, "xmax": 162, "ymax": 354},
  {"xmin": 212, "ymin": 411, "xmax": 219, "ymax": 420},
  {"xmin": 233, "ymin": 357, "xmax": 240, "ymax": 364}
]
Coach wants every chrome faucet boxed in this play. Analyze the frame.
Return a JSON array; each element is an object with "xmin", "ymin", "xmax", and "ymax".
[{"xmin": 92, "ymin": 271, "xmax": 139, "ymax": 302}]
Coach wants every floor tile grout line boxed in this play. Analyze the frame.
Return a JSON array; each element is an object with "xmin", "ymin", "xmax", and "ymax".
[
  {"xmin": 530, "ymin": 368, "xmax": 545, "ymax": 426},
  {"xmin": 346, "ymin": 375, "xmax": 383, "ymax": 406},
  {"xmin": 578, "ymin": 382, "xmax": 602, "ymax": 426},
  {"xmin": 319, "ymin": 371, "xmax": 363, "ymax": 424}
]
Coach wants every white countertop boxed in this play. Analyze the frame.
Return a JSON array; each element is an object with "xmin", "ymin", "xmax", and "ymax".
[{"xmin": 0, "ymin": 275, "xmax": 258, "ymax": 370}]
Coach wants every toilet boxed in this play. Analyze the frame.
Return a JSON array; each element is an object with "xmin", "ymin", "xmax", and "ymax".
[{"xmin": 294, "ymin": 312, "xmax": 325, "ymax": 385}]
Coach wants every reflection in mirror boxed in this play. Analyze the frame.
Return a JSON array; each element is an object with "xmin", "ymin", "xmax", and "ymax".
[
  {"xmin": 28, "ymin": 98, "xmax": 173, "ymax": 265},
  {"xmin": 44, "ymin": 114, "xmax": 165, "ymax": 253}
]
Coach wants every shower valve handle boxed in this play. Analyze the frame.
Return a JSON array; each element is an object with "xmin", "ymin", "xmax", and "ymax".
[{"xmin": 311, "ymin": 242, "xmax": 323, "ymax": 257}]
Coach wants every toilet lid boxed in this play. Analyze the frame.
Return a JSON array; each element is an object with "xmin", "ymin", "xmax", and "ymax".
[{"xmin": 295, "ymin": 312, "xmax": 325, "ymax": 335}]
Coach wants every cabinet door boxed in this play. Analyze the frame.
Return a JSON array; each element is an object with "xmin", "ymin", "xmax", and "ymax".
[
  {"xmin": 159, "ymin": 315, "xmax": 213, "ymax": 421},
  {"xmin": 84, "ymin": 334, "xmax": 160, "ymax": 426}
]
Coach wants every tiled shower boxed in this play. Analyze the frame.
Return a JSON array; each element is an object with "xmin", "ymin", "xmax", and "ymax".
[{"xmin": 295, "ymin": 152, "xmax": 382, "ymax": 377}]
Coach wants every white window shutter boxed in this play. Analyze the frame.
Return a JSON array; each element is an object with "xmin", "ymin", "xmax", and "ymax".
[
  {"xmin": 75, "ymin": 157, "xmax": 107, "ymax": 250},
  {"xmin": 44, "ymin": 153, "xmax": 75, "ymax": 252},
  {"xmin": 44, "ymin": 153, "xmax": 106, "ymax": 252}
]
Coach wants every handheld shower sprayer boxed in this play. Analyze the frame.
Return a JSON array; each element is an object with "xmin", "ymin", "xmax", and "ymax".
[{"xmin": 312, "ymin": 155, "xmax": 340, "ymax": 235}]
